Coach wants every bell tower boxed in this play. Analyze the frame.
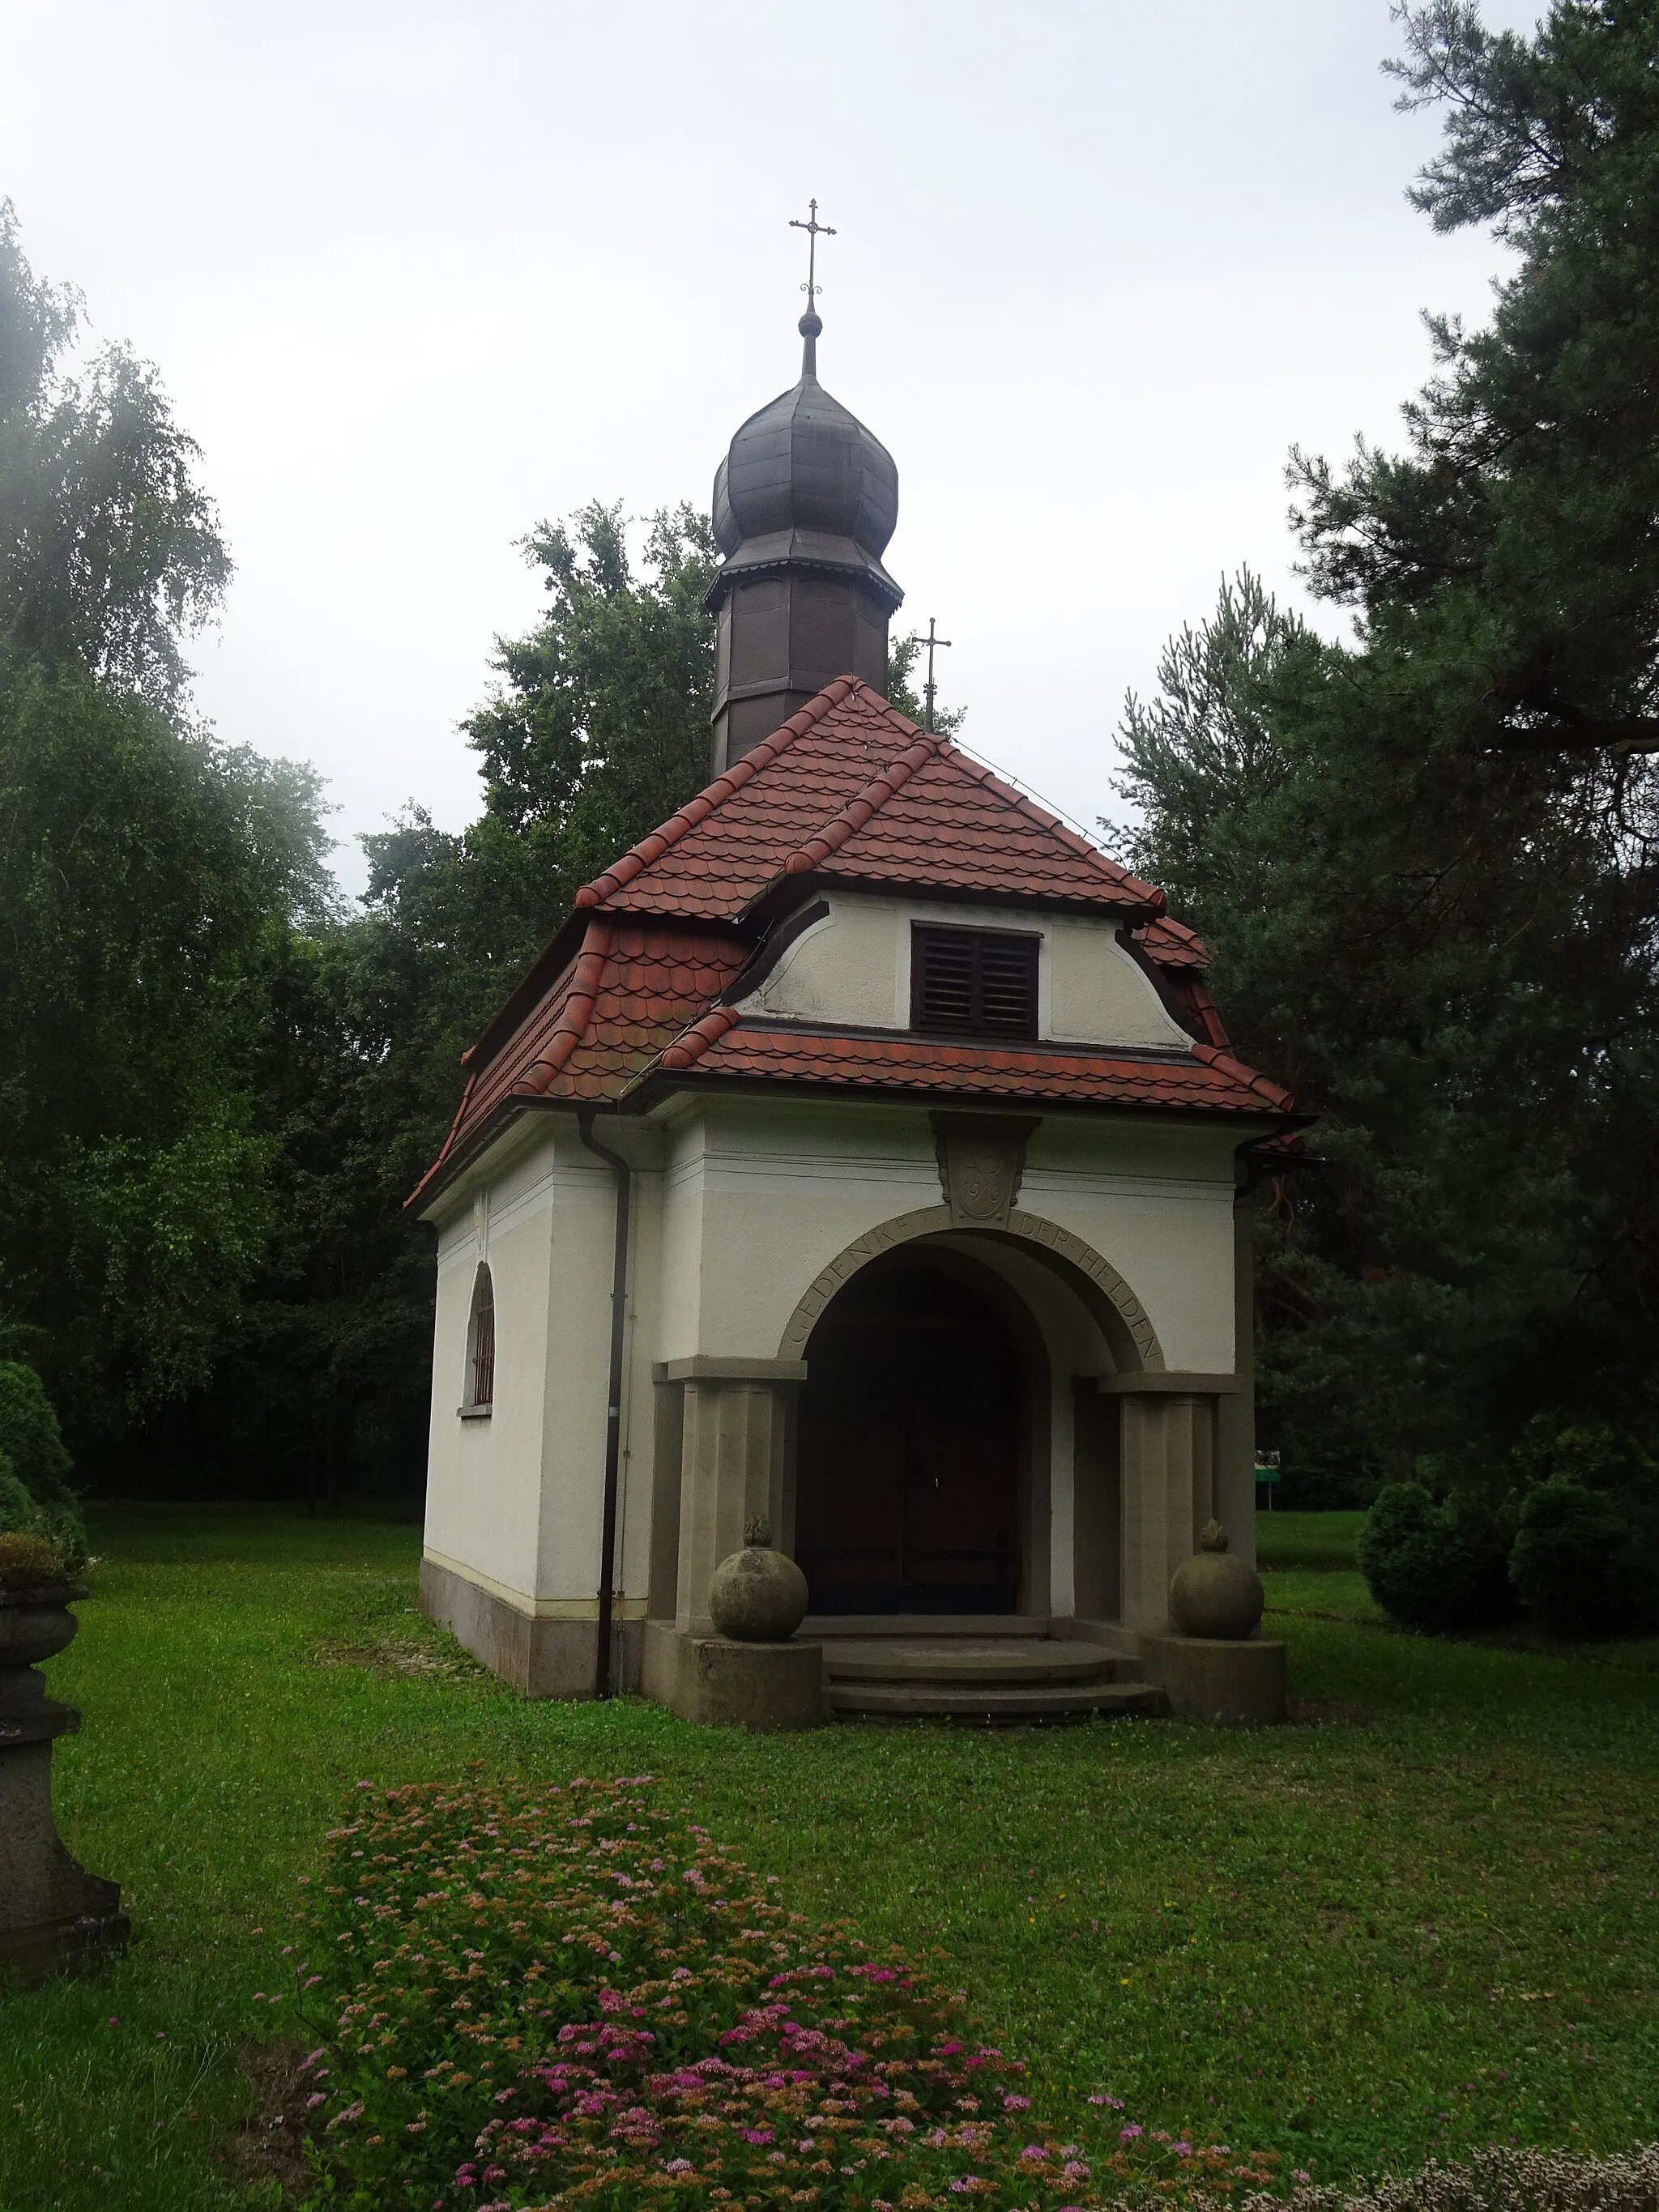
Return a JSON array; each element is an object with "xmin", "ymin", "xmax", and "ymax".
[{"xmin": 706, "ymin": 204, "xmax": 903, "ymax": 773}]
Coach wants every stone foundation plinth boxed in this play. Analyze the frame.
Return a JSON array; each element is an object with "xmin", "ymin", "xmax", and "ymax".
[
  {"xmin": 1143, "ymin": 1632, "xmax": 1286, "ymax": 1724},
  {"xmin": 419, "ymin": 1557, "xmax": 641, "ymax": 1699},
  {"xmin": 641, "ymin": 1621, "xmax": 823, "ymax": 1729}
]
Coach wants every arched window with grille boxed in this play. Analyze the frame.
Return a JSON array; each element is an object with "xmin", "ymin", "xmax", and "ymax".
[{"xmin": 463, "ymin": 1264, "xmax": 496, "ymax": 1413}]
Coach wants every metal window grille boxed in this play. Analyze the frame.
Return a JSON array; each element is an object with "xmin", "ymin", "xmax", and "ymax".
[
  {"xmin": 911, "ymin": 925, "xmax": 1039, "ymax": 1039},
  {"xmin": 471, "ymin": 1277, "xmax": 496, "ymax": 1407}
]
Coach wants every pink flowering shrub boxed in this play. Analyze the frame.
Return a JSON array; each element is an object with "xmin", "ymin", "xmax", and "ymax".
[
  {"xmin": 458, "ymin": 1996, "xmax": 1160, "ymax": 2210},
  {"xmin": 292, "ymin": 1777, "xmax": 1275, "ymax": 2211}
]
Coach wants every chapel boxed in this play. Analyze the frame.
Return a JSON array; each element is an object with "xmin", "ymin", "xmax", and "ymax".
[{"xmin": 412, "ymin": 275, "xmax": 1299, "ymax": 1726}]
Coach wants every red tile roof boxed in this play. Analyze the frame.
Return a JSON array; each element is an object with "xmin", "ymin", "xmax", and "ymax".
[
  {"xmin": 574, "ymin": 676, "xmax": 1166, "ymax": 922},
  {"xmin": 1133, "ymin": 914, "xmax": 1209, "ymax": 970},
  {"xmin": 412, "ymin": 676, "xmax": 1291, "ymax": 1205},
  {"xmin": 804, "ymin": 744, "xmax": 1161, "ymax": 906},
  {"xmin": 410, "ymin": 919, "xmax": 750, "ymax": 1205},
  {"xmin": 656, "ymin": 1015, "xmax": 1294, "ymax": 1116}
]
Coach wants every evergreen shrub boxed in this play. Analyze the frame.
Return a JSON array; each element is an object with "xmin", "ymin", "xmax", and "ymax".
[
  {"xmin": 1506, "ymin": 1423, "xmax": 1659, "ymax": 1639},
  {"xmin": 1510, "ymin": 1419, "xmax": 1653, "ymax": 1498},
  {"xmin": 1357, "ymin": 1482, "xmax": 1515, "ymax": 1632},
  {"xmin": 1508, "ymin": 1481, "xmax": 1650, "ymax": 1638},
  {"xmin": 291, "ymin": 1775, "xmax": 1274, "ymax": 2211},
  {"xmin": 0, "ymin": 1454, "xmax": 37, "ymax": 1536},
  {"xmin": 0, "ymin": 1365, "xmax": 86, "ymax": 1567}
]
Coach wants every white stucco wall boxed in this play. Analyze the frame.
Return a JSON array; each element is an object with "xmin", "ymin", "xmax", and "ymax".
[
  {"xmin": 650, "ymin": 1094, "xmax": 1243, "ymax": 1375},
  {"xmin": 422, "ymin": 1117, "xmax": 655, "ymax": 1617},
  {"xmin": 424, "ymin": 1132, "xmax": 558, "ymax": 1608},
  {"xmin": 1020, "ymin": 1119, "xmax": 1242, "ymax": 1375},
  {"xmin": 743, "ymin": 893, "xmax": 1191, "ymax": 1051},
  {"xmin": 640, "ymin": 1096, "xmax": 1252, "ymax": 1625},
  {"xmin": 420, "ymin": 1069, "xmax": 1260, "ymax": 1627},
  {"xmin": 655, "ymin": 1100, "xmax": 944, "ymax": 1360}
]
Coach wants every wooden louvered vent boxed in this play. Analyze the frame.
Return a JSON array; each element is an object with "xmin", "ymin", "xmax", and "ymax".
[{"xmin": 911, "ymin": 925, "xmax": 1040, "ymax": 1040}]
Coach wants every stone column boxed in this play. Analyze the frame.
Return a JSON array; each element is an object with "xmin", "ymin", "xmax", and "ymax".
[
  {"xmin": 660, "ymin": 1357, "xmax": 807, "ymax": 1635},
  {"xmin": 1115, "ymin": 1392, "xmax": 1216, "ymax": 1633},
  {"xmin": 1099, "ymin": 1371, "xmax": 1286, "ymax": 1720},
  {"xmin": 1101, "ymin": 1375, "xmax": 1243, "ymax": 1633}
]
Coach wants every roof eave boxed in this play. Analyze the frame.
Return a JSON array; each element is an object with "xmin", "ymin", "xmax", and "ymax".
[
  {"xmin": 458, "ymin": 911, "xmax": 592, "ymax": 1078},
  {"xmin": 407, "ymin": 1091, "xmax": 592, "ymax": 1217},
  {"xmin": 411, "ymin": 1056, "xmax": 1311, "ymax": 1215},
  {"xmin": 704, "ymin": 539, "xmax": 903, "ymax": 617},
  {"xmin": 625, "ymin": 1063, "xmax": 1312, "ymax": 1132}
]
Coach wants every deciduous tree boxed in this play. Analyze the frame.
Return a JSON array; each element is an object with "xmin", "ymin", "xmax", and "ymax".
[{"xmin": 0, "ymin": 201, "xmax": 228, "ymax": 707}]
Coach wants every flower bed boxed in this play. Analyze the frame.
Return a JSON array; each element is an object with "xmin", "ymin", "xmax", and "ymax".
[{"xmin": 292, "ymin": 1776, "xmax": 1277, "ymax": 2211}]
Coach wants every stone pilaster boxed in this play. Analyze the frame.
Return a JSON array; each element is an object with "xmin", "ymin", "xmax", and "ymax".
[
  {"xmin": 1093, "ymin": 1369, "xmax": 1285, "ymax": 1722},
  {"xmin": 658, "ymin": 1357, "xmax": 806, "ymax": 1635},
  {"xmin": 1115, "ymin": 1392, "xmax": 1217, "ymax": 1633}
]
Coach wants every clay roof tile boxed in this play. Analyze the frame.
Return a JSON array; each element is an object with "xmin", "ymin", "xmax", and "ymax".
[
  {"xmin": 643, "ymin": 1019, "xmax": 1295, "ymax": 1118},
  {"xmin": 578, "ymin": 678, "xmax": 1161, "ymax": 924},
  {"xmin": 410, "ymin": 676, "xmax": 1287, "ymax": 1208}
]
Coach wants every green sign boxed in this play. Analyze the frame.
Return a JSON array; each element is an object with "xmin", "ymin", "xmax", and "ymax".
[{"xmin": 1253, "ymin": 1462, "xmax": 1281, "ymax": 1483}]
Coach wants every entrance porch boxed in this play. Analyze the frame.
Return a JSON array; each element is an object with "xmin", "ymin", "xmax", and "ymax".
[{"xmin": 639, "ymin": 1216, "xmax": 1285, "ymax": 1728}]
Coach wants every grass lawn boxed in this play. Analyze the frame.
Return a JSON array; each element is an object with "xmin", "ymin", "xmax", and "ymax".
[
  {"xmin": 2, "ymin": 1504, "xmax": 1657, "ymax": 2212},
  {"xmin": 1256, "ymin": 1510, "xmax": 1368, "ymax": 1574}
]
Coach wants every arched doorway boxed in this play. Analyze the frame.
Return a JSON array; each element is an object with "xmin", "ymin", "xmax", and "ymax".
[{"xmin": 795, "ymin": 1257, "xmax": 1025, "ymax": 1614}]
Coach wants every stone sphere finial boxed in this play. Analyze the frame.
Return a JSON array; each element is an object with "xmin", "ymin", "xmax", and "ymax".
[
  {"xmin": 709, "ymin": 1525, "xmax": 809, "ymax": 1643},
  {"xmin": 1170, "ymin": 1521, "xmax": 1265, "ymax": 1640}
]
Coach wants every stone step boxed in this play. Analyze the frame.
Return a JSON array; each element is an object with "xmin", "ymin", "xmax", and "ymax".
[
  {"xmin": 821, "ymin": 1637, "xmax": 1127, "ymax": 1688},
  {"xmin": 826, "ymin": 1678, "xmax": 1166, "ymax": 1723},
  {"xmin": 804, "ymin": 1614, "xmax": 1054, "ymax": 1639}
]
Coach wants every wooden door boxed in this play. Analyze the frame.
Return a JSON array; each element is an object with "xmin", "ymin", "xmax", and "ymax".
[{"xmin": 795, "ymin": 1262, "xmax": 1022, "ymax": 1614}]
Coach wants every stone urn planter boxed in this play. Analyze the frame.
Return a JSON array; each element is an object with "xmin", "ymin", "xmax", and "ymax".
[{"xmin": 0, "ymin": 1579, "xmax": 129, "ymax": 1984}]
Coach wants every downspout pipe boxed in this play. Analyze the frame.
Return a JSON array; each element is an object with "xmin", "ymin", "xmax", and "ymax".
[{"xmin": 576, "ymin": 1106, "xmax": 631, "ymax": 1699}]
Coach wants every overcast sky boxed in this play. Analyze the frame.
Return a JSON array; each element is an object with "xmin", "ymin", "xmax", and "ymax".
[{"xmin": 3, "ymin": 1, "xmax": 1539, "ymax": 892}]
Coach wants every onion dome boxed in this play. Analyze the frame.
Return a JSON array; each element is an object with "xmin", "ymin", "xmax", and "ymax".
[{"xmin": 709, "ymin": 312, "xmax": 902, "ymax": 614}]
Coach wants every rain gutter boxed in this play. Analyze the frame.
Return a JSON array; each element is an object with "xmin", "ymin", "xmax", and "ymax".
[{"xmin": 576, "ymin": 1106, "xmax": 631, "ymax": 1699}]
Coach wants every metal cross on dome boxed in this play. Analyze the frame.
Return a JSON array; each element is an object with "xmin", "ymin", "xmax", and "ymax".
[
  {"xmin": 789, "ymin": 198, "xmax": 836, "ymax": 309},
  {"xmin": 918, "ymin": 616, "xmax": 953, "ymax": 734}
]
